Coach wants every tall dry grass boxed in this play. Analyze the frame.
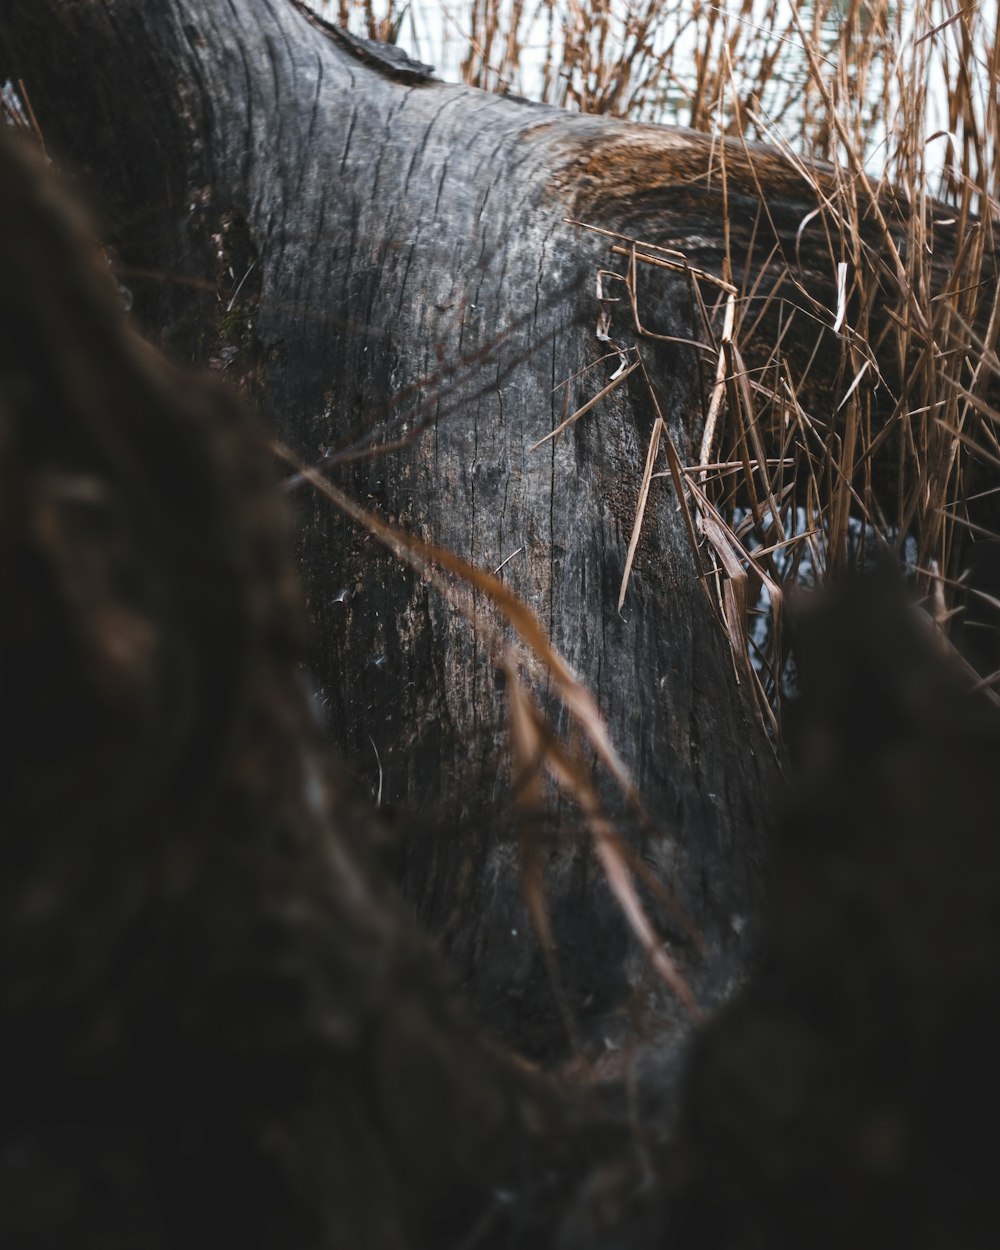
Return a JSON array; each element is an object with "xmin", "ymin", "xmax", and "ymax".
[
  {"xmin": 666, "ymin": 0, "xmax": 1000, "ymax": 725},
  {"xmin": 316, "ymin": 1, "xmax": 987, "ymax": 176},
  {"xmin": 317, "ymin": 0, "xmax": 1000, "ymax": 728},
  {"xmin": 12, "ymin": 2, "xmax": 995, "ymax": 1011},
  {"xmin": 299, "ymin": 3, "xmax": 1000, "ymax": 1002}
]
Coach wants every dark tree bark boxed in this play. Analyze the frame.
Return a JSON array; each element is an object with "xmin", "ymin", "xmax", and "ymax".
[
  {"xmin": 4, "ymin": 6, "xmax": 1000, "ymax": 1250},
  {"xmin": 0, "ymin": 129, "xmax": 602, "ymax": 1250},
  {"xmin": 0, "ymin": 0, "xmax": 793, "ymax": 1057}
]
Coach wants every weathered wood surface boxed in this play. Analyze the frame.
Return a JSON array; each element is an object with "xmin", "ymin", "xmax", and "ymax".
[
  {"xmin": 4, "ymin": 7, "xmax": 1000, "ymax": 1249},
  {"xmin": 0, "ymin": 129, "xmax": 601, "ymax": 1250},
  {"xmin": 0, "ymin": 0, "xmax": 798, "ymax": 1050},
  {"xmin": 0, "ymin": 0, "xmax": 795, "ymax": 1050}
]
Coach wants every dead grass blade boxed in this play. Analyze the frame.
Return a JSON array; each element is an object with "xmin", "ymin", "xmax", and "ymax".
[
  {"xmin": 619, "ymin": 414, "xmax": 664, "ymax": 611},
  {"xmin": 275, "ymin": 441, "xmax": 639, "ymax": 800},
  {"xmin": 530, "ymin": 359, "xmax": 639, "ymax": 450}
]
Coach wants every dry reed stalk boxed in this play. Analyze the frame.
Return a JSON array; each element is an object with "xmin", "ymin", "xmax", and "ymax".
[
  {"xmin": 309, "ymin": 0, "xmax": 1000, "ymax": 964},
  {"xmin": 569, "ymin": 0, "xmax": 1000, "ymax": 735}
]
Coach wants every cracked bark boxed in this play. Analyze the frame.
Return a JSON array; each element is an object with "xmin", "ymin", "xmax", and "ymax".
[
  {"xmin": 5, "ymin": 3, "xmax": 1000, "ymax": 1248},
  {"xmin": 0, "ymin": 124, "xmax": 593, "ymax": 1250},
  {"xmin": 0, "ymin": 0, "xmax": 791, "ymax": 1058}
]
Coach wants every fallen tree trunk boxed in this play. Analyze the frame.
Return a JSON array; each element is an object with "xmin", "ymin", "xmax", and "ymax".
[
  {"xmin": 0, "ymin": 128, "xmax": 605, "ymax": 1250},
  {"xmin": 4, "ymin": 6, "xmax": 1000, "ymax": 1249},
  {"xmin": 0, "ymin": 0, "xmax": 792, "ymax": 1052}
]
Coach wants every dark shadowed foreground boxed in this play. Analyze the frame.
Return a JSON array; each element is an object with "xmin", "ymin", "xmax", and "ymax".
[
  {"xmin": 0, "ymin": 0, "xmax": 783, "ymax": 1057},
  {"xmin": 2, "ymin": 126, "xmax": 1000, "ymax": 1248},
  {"xmin": 7, "ymin": 0, "xmax": 1000, "ymax": 1088},
  {"xmin": 0, "ymin": 133, "xmax": 584, "ymax": 1250}
]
